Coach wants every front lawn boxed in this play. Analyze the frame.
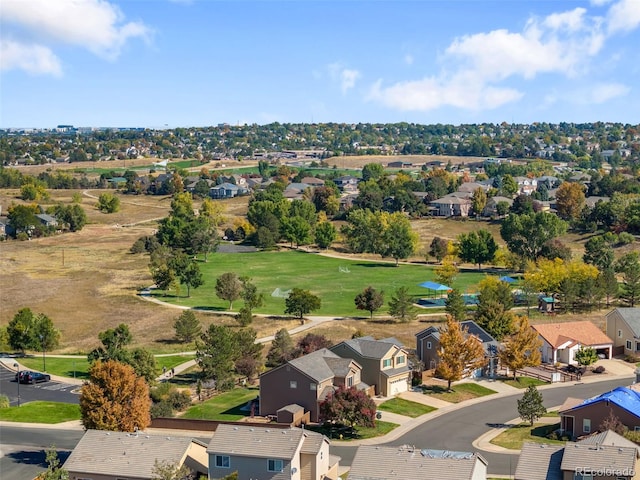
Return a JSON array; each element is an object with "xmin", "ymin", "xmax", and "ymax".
[
  {"xmin": 153, "ymin": 250, "xmax": 487, "ymax": 317},
  {"xmin": 310, "ymin": 420, "xmax": 399, "ymax": 441},
  {"xmin": 377, "ymin": 397, "xmax": 437, "ymax": 418},
  {"xmin": 182, "ymin": 387, "xmax": 258, "ymax": 421},
  {"xmin": 502, "ymin": 376, "xmax": 548, "ymax": 389},
  {"xmin": 421, "ymin": 382, "xmax": 497, "ymax": 403},
  {"xmin": 490, "ymin": 422, "xmax": 564, "ymax": 450},
  {"xmin": 0, "ymin": 401, "xmax": 81, "ymax": 423}
]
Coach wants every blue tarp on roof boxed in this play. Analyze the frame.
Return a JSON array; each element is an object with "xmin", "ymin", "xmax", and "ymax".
[
  {"xmin": 574, "ymin": 387, "xmax": 640, "ymax": 417},
  {"xmin": 418, "ymin": 281, "xmax": 451, "ymax": 291}
]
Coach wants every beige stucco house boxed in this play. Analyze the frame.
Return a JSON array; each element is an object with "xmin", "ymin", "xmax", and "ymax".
[
  {"xmin": 259, "ymin": 348, "xmax": 369, "ymax": 423},
  {"xmin": 606, "ymin": 307, "xmax": 640, "ymax": 357},
  {"xmin": 329, "ymin": 336, "xmax": 411, "ymax": 397},
  {"xmin": 207, "ymin": 424, "xmax": 339, "ymax": 480},
  {"xmin": 63, "ymin": 429, "xmax": 208, "ymax": 480},
  {"xmin": 532, "ymin": 321, "xmax": 613, "ymax": 365}
]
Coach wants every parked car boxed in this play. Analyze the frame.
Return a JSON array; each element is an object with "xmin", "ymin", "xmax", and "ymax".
[{"xmin": 15, "ymin": 370, "xmax": 51, "ymax": 384}]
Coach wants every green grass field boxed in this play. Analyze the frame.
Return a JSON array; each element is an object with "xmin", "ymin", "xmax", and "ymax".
[
  {"xmin": 155, "ymin": 250, "xmax": 487, "ymax": 316},
  {"xmin": 0, "ymin": 401, "xmax": 81, "ymax": 423},
  {"xmin": 422, "ymin": 382, "xmax": 497, "ymax": 403},
  {"xmin": 377, "ymin": 397, "xmax": 437, "ymax": 418},
  {"xmin": 490, "ymin": 422, "xmax": 563, "ymax": 450},
  {"xmin": 182, "ymin": 387, "xmax": 258, "ymax": 421},
  {"xmin": 19, "ymin": 357, "xmax": 90, "ymax": 380}
]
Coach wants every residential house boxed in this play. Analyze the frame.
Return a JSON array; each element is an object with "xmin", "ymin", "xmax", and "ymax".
[
  {"xmin": 457, "ymin": 181, "xmax": 490, "ymax": 195},
  {"xmin": 209, "ymin": 182, "xmax": 246, "ymax": 199},
  {"xmin": 36, "ymin": 213, "xmax": 58, "ymax": 228},
  {"xmin": 606, "ymin": 307, "xmax": 640, "ymax": 357},
  {"xmin": 482, "ymin": 196, "xmax": 513, "ymax": 217},
  {"xmin": 514, "ymin": 176, "xmax": 538, "ymax": 195},
  {"xmin": 333, "ymin": 175, "xmax": 360, "ymax": 193},
  {"xmin": 329, "ymin": 336, "xmax": 411, "ymax": 397},
  {"xmin": 430, "ymin": 194, "xmax": 472, "ymax": 217},
  {"xmin": 259, "ymin": 348, "xmax": 369, "ymax": 423},
  {"xmin": 415, "ymin": 321, "xmax": 499, "ymax": 376},
  {"xmin": 207, "ymin": 424, "xmax": 339, "ymax": 480},
  {"xmin": 299, "ymin": 177, "xmax": 325, "ymax": 187},
  {"xmin": 532, "ymin": 321, "xmax": 613, "ymax": 365},
  {"xmin": 559, "ymin": 387, "xmax": 640, "ymax": 437},
  {"xmin": 347, "ymin": 445, "xmax": 488, "ymax": 480},
  {"xmin": 387, "ymin": 161, "xmax": 413, "ymax": 169},
  {"xmin": 284, "ymin": 182, "xmax": 312, "ymax": 199},
  {"xmin": 515, "ymin": 432, "xmax": 640, "ymax": 480},
  {"xmin": 585, "ymin": 196, "xmax": 610, "ymax": 209},
  {"xmin": 185, "ymin": 178, "xmax": 215, "ymax": 193},
  {"xmin": 62, "ymin": 429, "xmax": 208, "ymax": 480}
]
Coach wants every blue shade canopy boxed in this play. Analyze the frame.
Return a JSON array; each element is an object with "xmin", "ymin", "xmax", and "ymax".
[
  {"xmin": 418, "ymin": 281, "xmax": 451, "ymax": 291},
  {"xmin": 499, "ymin": 276, "xmax": 516, "ymax": 283}
]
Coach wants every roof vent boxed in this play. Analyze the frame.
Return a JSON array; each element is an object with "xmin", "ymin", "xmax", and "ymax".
[{"xmin": 233, "ymin": 427, "xmax": 238, "ymax": 430}]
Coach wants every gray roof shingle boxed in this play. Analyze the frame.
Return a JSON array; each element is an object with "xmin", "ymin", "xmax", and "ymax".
[
  {"xmin": 288, "ymin": 348, "xmax": 360, "ymax": 382},
  {"xmin": 347, "ymin": 445, "xmax": 486, "ymax": 480},
  {"xmin": 340, "ymin": 338, "xmax": 397, "ymax": 359},
  {"xmin": 514, "ymin": 443, "xmax": 564, "ymax": 480},
  {"xmin": 561, "ymin": 443, "xmax": 637, "ymax": 473},
  {"xmin": 63, "ymin": 430, "xmax": 196, "ymax": 479},
  {"xmin": 612, "ymin": 307, "xmax": 640, "ymax": 336}
]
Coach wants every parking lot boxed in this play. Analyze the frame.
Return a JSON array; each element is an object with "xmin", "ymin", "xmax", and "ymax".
[{"xmin": 0, "ymin": 365, "xmax": 80, "ymax": 406}]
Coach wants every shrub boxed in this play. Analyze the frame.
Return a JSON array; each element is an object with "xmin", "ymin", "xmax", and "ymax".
[
  {"xmin": 130, "ymin": 237, "xmax": 147, "ymax": 254},
  {"xmin": 167, "ymin": 390, "xmax": 191, "ymax": 411},
  {"xmin": 0, "ymin": 394, "xmax": 9, "ymax": 408},
  {"xmin": 593, "ymin": 365, "xmax": 606, "ymax": 374},
  {"xmin": 625, "ymin": 354, "xmax": 640, "ymax": 363},
  {"xmin": 618, "ymin": 232, "xmax": 635, "ymax": 245},
  {"xmin": 150, "ymin": 401, "xmax": 173, "ymax": 419}
]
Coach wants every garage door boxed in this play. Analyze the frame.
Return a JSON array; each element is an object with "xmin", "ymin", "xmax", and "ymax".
[{"xmin": 389, "ymin": 377, "xmax": 408, "ymax": 395}]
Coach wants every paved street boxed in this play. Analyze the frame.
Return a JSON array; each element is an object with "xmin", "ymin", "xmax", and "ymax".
[{"xmin": 0, "ymin": 363, "xmax": 80, "ymax": 406}]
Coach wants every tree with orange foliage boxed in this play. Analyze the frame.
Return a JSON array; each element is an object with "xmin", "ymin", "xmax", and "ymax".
[
  {"xmin": 555, "ymin": 182, "xmax": 586, "ymax": 221},
  {"xmin": 435, "ymin": 316, "xmax": 486, "ymax": 391},
  {"xmin": 80, "ymin": 360, "xmax": 151, "ymax": 432},
  {"xmin": 499, "ymin": 316, "xmax": 542, "ymax": 380}
]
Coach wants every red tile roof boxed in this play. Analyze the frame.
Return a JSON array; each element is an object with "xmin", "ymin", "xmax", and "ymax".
[{"xmin": 532, "ymin": 321, "xmax": 612, "ymax": 348}]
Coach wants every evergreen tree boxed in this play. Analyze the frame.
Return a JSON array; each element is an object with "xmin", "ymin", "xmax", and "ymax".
[
  {"xmin": 266, "ymin": 328, "xmax": 296, "ymax": 367},
  {"xmin": 388, "ymin": 286, "xmax": 417, "ymax": 323},
  {"xmin": 517, "ymin": 385, "xmax": 546, "ymax": 426},
  {"xmin": 173, "ymin": 310, "xmax": 201, "ymax": 344},
  {"xmin": 444, "ymin": 288, "xmax": 466, "ymax": 321}
]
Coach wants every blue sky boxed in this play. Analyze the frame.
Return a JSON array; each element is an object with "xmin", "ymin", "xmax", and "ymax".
[{"xmin": 1, "ymin": 0, "xmax": 639, "ymax": 128}]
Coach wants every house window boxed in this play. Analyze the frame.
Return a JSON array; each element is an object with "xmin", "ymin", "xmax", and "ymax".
[
  {"xmin": 636, "ymin": 342, "xmax": 640, "ymax": 352},
  {"xmin": 627, "ymin": 340, "xmax": 632, "ymax": 350},
  {"xmin": 634, "ymin": 426, "xmax": 640, "ymax": 432},
  {"xmin": 619, "ymin": 329, "xmax": 623, "ymax": 337},
  {"xmin": 215, "ymin": 455, "xmax": 230, "ymax": 468},
  {"xmin": 309, "ymin": 383, "xmax": 317, "ymax": 391},
  {"xmin": 347, "ymin": 376, "xmax": 353, "ymax": 387},
  {"xmin": 290, "ymin": 381, "xmax": 297, "ymax": 389},
  {"xmin": 383, "ymin": 359, "xmax": 392, "ymax": 368},
  {"xmin": 426, "ymin": 341, "xmax": 432, "ymax": 349},
  {"xmin": 583, "ymin": 419, "xmax": 591, "ymax": 433},
  {"xmin": 396, "ymin": 355, "xmax": 405, "ymax": 365},
  {"xmin": 267, "ymin": 459, "xmax": 284, "ymax": 472},
  {"xmin": 574, "ymin": 475, "xmax": 593, "ymax": 480}
]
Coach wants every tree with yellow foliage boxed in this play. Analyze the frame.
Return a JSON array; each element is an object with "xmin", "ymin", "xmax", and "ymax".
[
  {"xmin": 499, "ymin": 316, "xmax": 542, "ymax": 380},
  {"xmin": 555, "ymin": 182, "xmax": 586, "ymax": 221},
  {"xmin": 436, "ymin": 316, "xmax": 486, "ymax": 391}
]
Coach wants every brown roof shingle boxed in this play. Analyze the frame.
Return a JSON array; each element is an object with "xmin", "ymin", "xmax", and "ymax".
[{"xmin": 532, "ymin": 321, "xmax": 612, "ymax": 348}]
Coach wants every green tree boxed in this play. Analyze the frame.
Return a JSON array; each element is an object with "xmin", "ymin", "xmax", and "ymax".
[
  {"xmin": 500, "ymin": 212, "xmax": 567, "ymax": 261},
  {"xmin": 196, "ymin": 324, "xmax": 237, "ymax": 391},
  {"xmin": 574, "ymin": 346, "xmax": 598, "ymax": 368},
  {"xmin": 284, "ymin": 288, "xmax": 322, "ymax": 321},
  {"xmin": 362, "ymin": 162, "xmax": 385, "ymax": 182},
  {"xmin": 97, "ymin": 192, "xmax": 120, "ymax": 213},
  {"xmin": 33, "ymin": 313, "xmax": 61, "ymax": 365},
  {"xmin": 457, "ymin": 229, "xmax": 498, "ymax": 270},
  {"xmin": 177, "ymin": 259, "xmax": 203, "ymax": 297},
  {"xmin": 501, "ymin": 174, "xmax": 518, "ymax": 197},
  {"xmin": 499, "ymin": 316, "xmax": 542, "ymax": 379},
  {"xmin": 445, "ymin": 288, "xmax": 466, "ymax": 321},
  {"xmin": 266, "ymin": 328, "xmax": 296, "ymax": 367},
  {"xmin": 354, "ymin": 286, "xmax": 384, "ymax": 318},
  {"xmin": 38, "ymin": 446, "xmax": 69, "ymax": 480},
  {"xmin": 80, "ymin": 360, "xmax": 151, "ymax": 431},
  {"xmin": 7, "ymin": 307, "xmax": 37, "ymax": 352},
  {"xmin": 187, "ymin": 216, "xmax": 219, "ymax": 261},
  {"xmin": 517, "ymin": 385, "xmax": 546, "ymax": 426},
  {"xmin": 435, "ymin": 316, "xmax": 486, "ymax": 391},
  {"xmin": 471, "ymin": 187, "xmax": 487, "ymax": 217},
  {"xmin": 598, "ymin": 268, "xmax": 619, "ymax": 307},
  {"xmin": 281, "ymin": 216, "xmax": 313, "ymax": 248},
  {"xmin": 315, "ymin": 221, "xmax": 337, "ymax": 249},
  {"xmin": 129, "ymin": 347, "xmax": 158, "ymax": 384},
  {"xmin": 434, "ymin": 257, "xmax": 459, "ymax": 287},
  {"xmin": 380, "ymin": 212, "xmax": 418, "ymax": 265},
  {"xmin": 388, "ymin": 286, "xmax": 417, "ymax": 323},
  {"xmin": 240, "ymin": 276, "xmax": 264, "ymax": 314},
  {"xmin": 53, "ymin": 204, "xmax": 87, "ymax": 232},
  {"xmin": 173, "ymin": 310, "xmax": 202, "ymax": 343},
  {"xmin": 88, "ymin": 323, "xmax": 133, "ymax": 364},
  {"xmin": 583, "ymin": 235, "xmax": 614, "ymax": 272},
  {"xmin": 429, "ymin": 237, "xmax": 448, "ymax": 263},
  {"xmin": 7, "ymin": 203, "xmax": 39, "ymax": 236},
  {"xmin": 215, "ymin": 272, "xmax": 243, "ymax": 309}
]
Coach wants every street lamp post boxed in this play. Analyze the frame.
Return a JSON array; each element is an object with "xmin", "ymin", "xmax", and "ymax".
[
  {"xmin": 13, "ymin": 363, "xmax": 20, "ymax": 407},
  {"xmin": 39, "ymin": 334, "xmax": 46, "ymax": 372}
]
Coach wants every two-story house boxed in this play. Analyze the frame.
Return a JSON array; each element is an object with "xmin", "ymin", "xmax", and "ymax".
[
  {"xmin": 207, "ymin": 424, "xmax": 339, "ymax": 480},
  {"xmin": 329, "ymin": 337, "xmax": 411, "ymax": 397},
  {"xmin": 259, "ymin": 348, "xmax": 369, "ymax": 423},
  {"xmin": 606, "ymin": 307, "xmax": 640, "ymax": 357}
]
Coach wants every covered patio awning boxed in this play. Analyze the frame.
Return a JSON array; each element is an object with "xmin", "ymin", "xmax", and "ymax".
[
  {"xmin": 418, "ymin": 281, "xmax": 451, "ymax": 299},
  {"xmin": 499, "ymin": 276, "xmax": 517, "ymax": 284}
]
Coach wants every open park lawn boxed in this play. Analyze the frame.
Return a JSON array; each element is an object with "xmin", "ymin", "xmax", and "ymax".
[
  {"xmin": 182, "ymin": 387, "xmax": 259, "ymax": 421},
  {"xmin": 19, "ymin": 357, "xmax": 90, "ymax": 380},
  {"xmin": 154, "ymin": 250, "xmax": 487, "ymax": 317},
  {"xmin": 377, "ymin": 397, "xmax": 437, "ymax": 417},
  {"xmin": 0, "ymin": 401, "xmax": 81, "ymax": 423},
  {"xmin": 490, "ymin": 422, "xmax": 564, "ymax": 450},
  {"xmin": 421, "ymin": 382, "xmax": 497, "ymax": 403}
]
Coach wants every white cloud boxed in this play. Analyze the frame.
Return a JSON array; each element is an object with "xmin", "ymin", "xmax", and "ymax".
[
  {"xmin": 404, "ymin": 54, "xmax": 414, "ymax": 66},
  {"xmin": 607, "ymin": 0, "xmax": 640, "ymax": 34},
  {"xmin": 591, "ymin": 0, "xmax": 613, "ymax": 6},
  {"xmin": 0, "ymin": 39, "xmax": 62, "ymax": 76},
  {"xmin": 328, "ymin": 63, "xmax": 361, "ymax": 94},
  {"xmin": 369, "ymin": 5, "xmax": 611, "ymax": 113},
  {"xmin": 1, "ymin": 0, "xmax": 151, "ymax": 66},
  {"xmin": 585, "ymin": 82, "xmax": 631, "ymax": 103}
]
